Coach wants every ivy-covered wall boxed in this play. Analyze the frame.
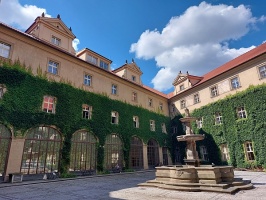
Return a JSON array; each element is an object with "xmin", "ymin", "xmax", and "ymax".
[
  {"xmin": 0, "ymin": 62, "xmax": 171, "ymax": 173},
  {"xmin": 190, "ymin": 84, "xmax": 266, "ymax": 169}
]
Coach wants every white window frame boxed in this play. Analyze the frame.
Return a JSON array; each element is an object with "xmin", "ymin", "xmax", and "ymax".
[
  {"xmin": 230, "ymin": 76, "xmax": 240, "ymax": 89},
  {"xmin": 82, "ymin": 104, "xmax": 92, "ymax": 119},
  {"xmin": 161, "ymin": 123, "xmax": 167, "ymax": 133},
  {"xmin": 42, "ymin": 96, "xmax": 56, "ymax": 113},
  {"xmin": 48, "ymin": 60, "xmax": 59, "ymax": 75},
  {"xmin": 237, "ymin": 106, "xmax": 247, "ymax": 119},
  {"xmin": 194, "ymin": 93, "xmax": 200, "ymax": 104},
  {"xmin": 51, "ymin": 36, "xmax": 61, "ymax": 46},
  {"xmin": 0, "ymin": 85, "xmax": 6, "ymax": 99},
  {"xmin": 196, "ymin": 117, "xmax": 203, "ymax": 128},
  {"xmin": 133, "ymin": 116, "xmax": 139, "ymax": 128},
  {"xmin": 215, "ymin": 112, "xmax": 222, "ymax": 125},
  {"xmin": 159, "ymin": 102, "xmax": 163, "ymax": 111},
  {"xmin": 180, "ymin": 84, "xmax": 184, "ymax": 91},
  {"xmin": 87, "ymin": 54, "xmax": 98, "ymax": 65},
  {"xmin": 244, "ymin": 141, "xmax": 255, "ymax": 161},
  {"xmin": 0, "ymin": 41, "xmax": 11, "ymax": 58},
  {"xmin": 258, "ymin": 65, "xmax": 266, "ymax": 79},
  {"xmin": 84, "ymin": 74, "xmax": 92, "ymax": 86},
  {"xmin": 111, "ymin": 84, "xmax": 117, "ymax": 95},
  {"xmin": 200, "ymin": 146, "xmax": 209, "ymax": 161},
  {"xmin": 220, "ymin": 144, "xmax": 230, "ymax": 161},
  {"xmin": 148, "ymin": 98, "xmax": 153, "ymax": 107},
  {"xmin": 100, "ymin": 60, "xmax": 108, "ymax": 70},
  {"xmin": 150, "ymin": 120, "xmax": 155, "ymax": 131},
  {"xmin": 210, "ymin": 85, "xmax": 219, "ymax": 97},
  {"xmin": 111, "ymin": 111, "xmax": 119, "ymax": 124},
  {"xmin": 132, "ymin": 92, "xmax": 137, "ymax": 102},
  {"xmin": 180, "ymin": 99, "xmax": 186, "ymax": 109}
]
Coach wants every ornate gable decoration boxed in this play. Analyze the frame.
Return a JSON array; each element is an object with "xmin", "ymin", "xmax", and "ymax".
[
  {"xmin": 127, "ymin": 62, "xmax": 143, "ymax": 75},
  {"xmin": 26, "ymin": 14, "xmax": 75, "ymax": 40},
  {"xmin": 172, "ymin": 72, "xmax": 188, "ymax": 86}
]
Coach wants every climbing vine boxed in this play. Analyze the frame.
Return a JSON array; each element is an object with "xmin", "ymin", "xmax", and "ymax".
[{"xmin": 0, "ymin": 61, "xmax": 171, "ymax": 173}]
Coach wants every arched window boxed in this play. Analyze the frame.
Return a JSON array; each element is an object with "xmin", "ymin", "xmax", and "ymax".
[
  {"xmin": 147, "ymin": 139, "xmax": 159, "ymax": 168},
  {"xmin": 0, "ymin": 124, "xmax": 11, "ymax": 179},
  {"xmin": 129, "ymin": 136, "xmax": 143, "ymax": 169},
  {"xmin": 70, "ymin": 130, "xmax": 97, "ymax": 172},
  {"xmin": 21, "ymin": 126, "xmax": 62, "ymax": 174},
  {"xmin": 104, "ymin": 134, "xmax": 123, "ymax": 170}
]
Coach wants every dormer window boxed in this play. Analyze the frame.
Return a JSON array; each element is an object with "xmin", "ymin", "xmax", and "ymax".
[
  {"xmin": 180, "ymin": 84, "xmax": 184, "ymax": 91},
  {"xmin": 132, "ymin": 75, "xmax": 136, "ymax": 82},
  {"xmin": 51, "ymin": 36, "xmax": 61, "ymax": 46},
  {"xmin": 87, "ymin": 55, "xmax": 98, "ymax": 65},
  {"xmin": 100, "ymin": 60, "xmax": 108, "ymax": 70}
]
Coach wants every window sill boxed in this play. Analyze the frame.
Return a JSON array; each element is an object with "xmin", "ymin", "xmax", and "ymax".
[{"xmin": 231, "ymin": 86, "xmax": 242, "ymax": 90}]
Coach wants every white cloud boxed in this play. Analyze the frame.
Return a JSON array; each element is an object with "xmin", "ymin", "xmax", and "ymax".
[
  {"xmin": 130, "ymin": 1, "xmax": 265, "ymax": 92},
  {"xmin": 0, "ymin": 0, "xmax": 50, "ymax": 30},
  {"xmin": 72, "ymin": 38, "xmax": 80, "ymax": 52}
]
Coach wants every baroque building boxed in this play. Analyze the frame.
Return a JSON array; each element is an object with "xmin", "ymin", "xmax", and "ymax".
[{"xmin": 0, "ymin": 14, "xmax": 266, "ymax": 182}]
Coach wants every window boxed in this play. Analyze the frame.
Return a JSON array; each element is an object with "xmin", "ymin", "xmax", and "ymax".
[
  {"xmin": 161, "ymin": 123, "xmax": 167, "ymax": 133},
  {"xmin": 258, "ymin": 65, "xmax": 266, "ymax": 79},
  {"xmin": 132, "ymin": 75, "xmax": 136, "ymax": 82},
  {"xmin": 84, "ymin": 74, "xmax": 92, "ymax": 86},
  {"xmin": 180, "ymin": 99, "xmax": 186, "ymax": 109},
  {"xmin": 42, "ymin": 96, "xmax": 56, "ymax": 113},
  {"xmin": 148, "ymin": 98, "xmax": 153, "ymax": 107},
  {"xmin": 0, "ymin": 42, "xmax": 11, "ymax": 58},
  {"xmin": 244, "ymin": 141, "xmax": 255, "ymax": 161},
  {"xmin": 237, "ymin": 106, "xmax": 247, "ymax": 119},
  {"xmin": 133, "ymin": 116, "xmax": 139, "ymax": 128},
  {"xmin": 87, "ymin": 55, "xmax": 98, "ymax": 65},
  {"xmin": 220, "ymin": 144, "xmax": 230, "ymax": 161},
  {"xmin": 196, "ymin": 117, "xmax": 203, "ymax": 128},
  {"xmin": 215, "ymin": 112, "xmax": 222, "ymax": 125},
  {"xmin": 48, "ymin": 60, "xmax": 58, "ymax": 75},
  {"xmin": 230, "ymin": 77, "xmax": 240, "ymax": 89},
  {"xmin": 111, "ymin": 111, "xmax": 119, "ymax": 124},
  {"xmin": 0, "ymin": 85, "xmax": 6, "ymax": 99},
  {"xmin": 159, "ymin": 103, "xmax": 163, "ymax": 111},
  {"xmin": 150, "ymin": 120, "xmax": 155, "ymax": 131},
  {"xmin": 180, "ymin": 84, "xmax": 184, "ymax": 91},
  {"xmin": 51, "ymin": 36, "xmax": 61, "ymax": 46},
  {"xmin": 82, "ymin": 104, "xmax": 92, "ymax": 119},
  {"xmin": 132, "ymin": 92, "xmax": 137, "ymax": 102},
  {"xmin": 210, "ymin": 85, "xmax": 218, "ymax": 97},
  {"xmin": 100, "ymin": 60, "xmax": 108, "ymax": 70},
  {"xmin": 200, "ymin": 146, "xmax": 209, "ymax": 161},
  {"xmin": 194, "ymin": 93, "xmax": 200, "ymax": 104},
  {"xmin": 111, "ymin": 84, "xmax": 117, "ymax": 95}
]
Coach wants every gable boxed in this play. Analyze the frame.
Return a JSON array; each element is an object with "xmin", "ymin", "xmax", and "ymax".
[{"xmin": 127, "ymin": 63, "xmax": 143, "ymax": 75}]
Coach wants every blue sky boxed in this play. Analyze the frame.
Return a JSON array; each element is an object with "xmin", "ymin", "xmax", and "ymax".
[{"xmin": 0, "ymin": 0, "xmax": 265, "ymax": 94}]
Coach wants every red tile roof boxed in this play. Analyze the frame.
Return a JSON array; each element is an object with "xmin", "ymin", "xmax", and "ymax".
[
  {"xmin": 196, "ymin": 42, "xmax": 266, "ymax": 86},
  {"xmin": 169, "ymin": 42, "xmax": 266, "ymax": 99}
]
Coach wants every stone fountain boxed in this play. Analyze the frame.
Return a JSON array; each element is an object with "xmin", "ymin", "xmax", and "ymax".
[
  {"xmin": 139, "ymin": 108, "xmax": 253, "ymax": 194},
  {"xmin": 177, "ymin": 108, "xmax": 204, "ymax": 167}
]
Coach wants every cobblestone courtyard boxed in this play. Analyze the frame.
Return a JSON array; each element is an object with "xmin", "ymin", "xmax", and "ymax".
[{"xmin": 0, "ymin": 170, "xmax": 265, "ymax": 200}]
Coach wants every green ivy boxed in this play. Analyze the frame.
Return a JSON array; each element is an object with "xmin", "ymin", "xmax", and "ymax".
[
  {"xmin": 190, "ymin": 83, "xmax": 266, "ymax": 168},
  {"xmin": 0, "ymin": 62, "xmax": 171, "ymax": 173}
]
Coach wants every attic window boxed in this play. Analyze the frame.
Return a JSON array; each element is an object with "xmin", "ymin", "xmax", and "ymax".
[
  {"xmin": 51, "ymin": 36, "xmax": 61, "ymax": 46},
  {"xmin": 180, "ymin": 84, "xmax": 184, "ymax": 91},
  {"xmin": 132, "ymin": 75, "xmax": 136, "ymax": 82}
]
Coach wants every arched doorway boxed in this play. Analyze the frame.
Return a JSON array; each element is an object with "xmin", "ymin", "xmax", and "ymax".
[
  {"xmin": 129, "ymin": 136, "xmax": 143, "ymax": 169},
  {"xmin": 69, "ymin": 130, "xmax": 97, "ymax": 172},
  {"xmin": 147, "ymin": 139, "xmax": 159, "ymax": 168},
  {"xmin": 21, "ymin": 126, "xmax": 62, "ymax": 174},
  {"xmin": 104, "ymin": 134, "xmax": 123, "ymax": 170},
  {"xmin": 0, "ymin": 124, "xmax": 11, "ymax": 180}
]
